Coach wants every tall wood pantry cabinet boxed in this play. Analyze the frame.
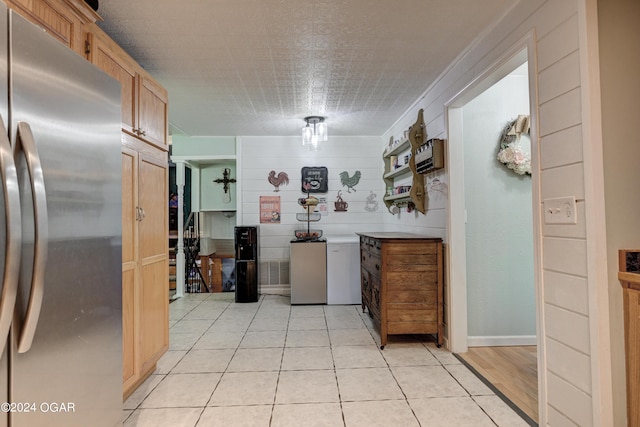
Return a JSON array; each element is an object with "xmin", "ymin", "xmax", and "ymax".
[
  {"xmin": 120, "ymin": 138, "xmax": 168, "ymax": 397},
  {"xmin": 86, "ymin": 24, "xmax": 169, "ymax": 399}
]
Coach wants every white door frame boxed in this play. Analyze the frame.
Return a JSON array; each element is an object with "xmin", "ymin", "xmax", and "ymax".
[{"xmin": 444, "ymin": 31, "xmax": 545, "ymax": 421}]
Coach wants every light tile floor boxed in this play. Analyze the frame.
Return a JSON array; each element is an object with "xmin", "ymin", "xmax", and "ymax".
[{"xmin": 123, "ymin": 293, "xmax": 530, "ymax": 427}]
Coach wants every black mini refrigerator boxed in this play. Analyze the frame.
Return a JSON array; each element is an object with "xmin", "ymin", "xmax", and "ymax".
[{"xmin": 235, "ymin": 226, "xmax": 259, "ymax": 302}]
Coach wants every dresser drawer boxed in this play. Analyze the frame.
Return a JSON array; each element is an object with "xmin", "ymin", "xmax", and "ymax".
[
  {"xmin": 387, "ymin": 253, "xmax": 439, "ymax": 270},
  {"xmin": 387, "ymin": 288, "xmax": 437, "ymax": 304},
  {"xmin": 387, "ymin": 304, "xmax": 438, "ymax": 323},
  {"xmin": 387, "ymin": 271, "xmax": 438, "ymax": 288},
  {"xmin": 360, "ymin": 236, "xmax": 381, "ymax": 256},
  {"xmin": 361, "ymin": 251, "xmax": 381, "ymax": 276},
  {"xmin": 387, "ymin": 320, "xmax": 438, "ymax": 335},
  {"xmin": 360, "ymin": 269, "xmax": 371, "ymax": 306},
  {"xmin": 369, "ymin": 273, "xmax": 382, "ymax": 319}
]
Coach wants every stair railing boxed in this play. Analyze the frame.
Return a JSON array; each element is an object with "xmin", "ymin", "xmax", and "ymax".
[{"xmin": 183, "ymin": 212, "xmax": 210, "ymax": 293}]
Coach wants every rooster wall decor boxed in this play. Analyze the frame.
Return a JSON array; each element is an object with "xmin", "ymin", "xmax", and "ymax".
[
  {"xmin": 268, "ymin": 170, "xmax": 289, "ymax": 192},
  {"xmin": 339, "ymin": 170, "xmax": 361, "ymax": 193}
]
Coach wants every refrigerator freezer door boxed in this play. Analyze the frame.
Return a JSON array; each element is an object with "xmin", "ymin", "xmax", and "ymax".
[
  {"xmin": 290, "ymin": 241, "xmax": 327, "ymax": 304},
  {"xmin": 0, "ymin": 3, "xmax": 9, "ymax": 426},
  {"xmin": 9, "ymin": 11, "xmax": 122, "ymax": 427}
]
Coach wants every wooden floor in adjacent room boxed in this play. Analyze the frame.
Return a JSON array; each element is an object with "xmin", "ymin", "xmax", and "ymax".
[{"xmin": 457, "ymin": 346, "xmax": 538, "ymax": 424}]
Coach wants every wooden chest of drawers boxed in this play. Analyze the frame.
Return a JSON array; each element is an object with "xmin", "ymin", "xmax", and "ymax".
[{"xmin": 357, "ymin": 232, "xmax": 443, "ymax": 349}]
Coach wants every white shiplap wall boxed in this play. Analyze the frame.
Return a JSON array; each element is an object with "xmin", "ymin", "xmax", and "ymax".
[
  {"xmin": 238, "ymin": 136, "xmax": 384, "ymax": 294},
  {"xmin": 380, "ymin": 0, "xmax": 611, "ymax": 425}
]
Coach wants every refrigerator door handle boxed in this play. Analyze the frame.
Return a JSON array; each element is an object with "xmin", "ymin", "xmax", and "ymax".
[
  {"xmin": 15, "ymin": 121, "xmax": 48, "ymax": 354},
  {"xmin": 0, "ymin": 116, "xmax": 21, "ymax": 354}
]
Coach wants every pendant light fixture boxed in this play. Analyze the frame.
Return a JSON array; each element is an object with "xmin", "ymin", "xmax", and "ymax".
[{"xmin": 302, "ymin": 116, "xmax": 327, "ymax": 150}]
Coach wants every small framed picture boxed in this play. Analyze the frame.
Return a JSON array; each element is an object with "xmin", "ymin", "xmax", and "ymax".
[{"xmin": 301, "ymin": 166, "xmax": 328, "ymax": 193}]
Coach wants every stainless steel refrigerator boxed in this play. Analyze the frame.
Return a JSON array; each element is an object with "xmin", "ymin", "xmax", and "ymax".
[{"xmin": 0, "ymin": 5, "xmax": 122, "ymax": 426}]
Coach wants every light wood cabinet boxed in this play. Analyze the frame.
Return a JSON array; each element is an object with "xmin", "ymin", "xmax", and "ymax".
[
  {"xmin": 85, "ymin": 20, "xmax": 169, "ymax": 401},
  {"xmin": 121, "ymin": 146, "xmax": 137, "ymax": 390},
  {"xmin": 6, "ymin": 0, "xmax": 98, "ymax": 56},
  {"xmin": 622, "ymin": 286, "xmax": 640, "ymax": 427},
  {"xmin": 122, "ymin": 136, "xmax": 169, "ymax": 400},
  {"xmin": 86, "ymin": 24, "xmax": 168, "ymax": 150},
  {"xmin": 358, "ymin": 232, "xmax": 443, "ymax": 349},
  {"xmin": 137, "ymin": 75, "xmax": 168, "ymax": 148},
  {"xmin": 87, "ymin": 27, "xmax": 137, "ymax": 136},
  {"xmin": 618, "ymin": 250, "xmax": 640, "ymax": 426}
]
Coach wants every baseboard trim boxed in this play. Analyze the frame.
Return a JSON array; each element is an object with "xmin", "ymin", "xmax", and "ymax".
[
  {"xmin": 467, "ymin": 335, "xmax": 537, "ymax": 347},
  {"xmin": 259, "ymin": 284, "xmax": 290, "ymax": 296}
]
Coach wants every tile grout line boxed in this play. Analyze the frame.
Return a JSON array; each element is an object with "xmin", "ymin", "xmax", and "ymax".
[
  {"xmin": 325, "ymin": 305, "xmax": 348, "ymax": 427},
  {"xmin": 268, "ymin": 296, "xmax": 291, "ymax": 427}
]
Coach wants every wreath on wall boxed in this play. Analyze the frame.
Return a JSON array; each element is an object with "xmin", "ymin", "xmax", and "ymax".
[{"xmin": 497, "ymin": 115, "xmax": 531, "ymax": 176}]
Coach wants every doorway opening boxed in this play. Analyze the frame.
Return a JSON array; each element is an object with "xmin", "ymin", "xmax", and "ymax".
[
  {"xmin": 169, "ymin": 156, "xmax": 192, "ymax": 296},
  {"xmin": 446, "ymin": 45, "xmax": 541, "ymax": 424}
]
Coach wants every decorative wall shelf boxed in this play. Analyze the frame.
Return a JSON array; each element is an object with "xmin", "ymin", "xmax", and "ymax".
[
  {"xmin": 384, "ymin": 192, "xmax": 412, "ymax": 201},
  {"xmin": 382, "ymin": 109, "xmax": 427, "ymax": 214},
  {"xmin": 415, "ymin": 138, "xmax": 445, "ymax": 174},
  {"xmin": 383, "ymin": 163, "xmax": 411, "ymax": 180},
  {"xmin": 383, "ymin": 137, "xmax": 410, "ymax": 158}
]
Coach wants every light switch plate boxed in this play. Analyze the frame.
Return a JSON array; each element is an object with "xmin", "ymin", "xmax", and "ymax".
[{"xmin": 543, "ymin": 196, "xmax": 577, "ymax": 224}]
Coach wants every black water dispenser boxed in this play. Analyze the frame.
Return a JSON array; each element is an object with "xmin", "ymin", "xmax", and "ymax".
[{"xmin": 234, "ymin": 226, "xmax": 259, "ymax": 302}]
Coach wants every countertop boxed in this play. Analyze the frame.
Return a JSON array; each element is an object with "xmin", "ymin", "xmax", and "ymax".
[
  {"xmin": 324, "ymin": 234, "xmax": 360, "ymax": 244},
  {"xmin": 356, "ymin": 232, "xmax": 442, "ymax": 241}
]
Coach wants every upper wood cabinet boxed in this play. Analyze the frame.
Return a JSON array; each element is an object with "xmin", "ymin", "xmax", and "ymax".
[
  {"xmin": 138, "ymin": 75, "xmax": 168, "ymax": 149},
  {"xmin": 86, "ymin": 24, "xmax": 168, "ymax": 150},
  {"xmin": 6, "ymin": 0, "xmax": 99, "ymax": 56},
  {"xmin": 7, "ymin": 2, "xmax": 169, "ymax": 150},
  {"xmin": 86, "ymin": 26, "xmax": 137, "ymax": 134}
]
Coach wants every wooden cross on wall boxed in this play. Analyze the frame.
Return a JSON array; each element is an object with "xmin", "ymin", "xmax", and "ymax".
[{"xmin": 213, "ymin": 168, "xmax": 236, "ymax": 194}]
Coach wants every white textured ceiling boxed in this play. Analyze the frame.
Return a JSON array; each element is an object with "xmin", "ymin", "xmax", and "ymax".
[{"xmin": 96, "ymin": 0, "xmax": 516, "ymax": 137}]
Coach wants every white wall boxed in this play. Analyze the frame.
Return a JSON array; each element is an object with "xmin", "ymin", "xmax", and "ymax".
[
  {"xmin": 598, "ymin": 0, "xmax": 640, "ymax": 425},
  {"xmin": 238, "ymin": 136, "xmax": 384, "ymax": 293},
  {"xmin": 381, "ymin": 0, "xmax": 613, "ymax": 425},
  {"xmin": 200, "ymin": 162, "xmax": 236, "ymax": 211},
  {"xmin": 463, "ymin": 71, "xmax": 536, "ymax": 342}
]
